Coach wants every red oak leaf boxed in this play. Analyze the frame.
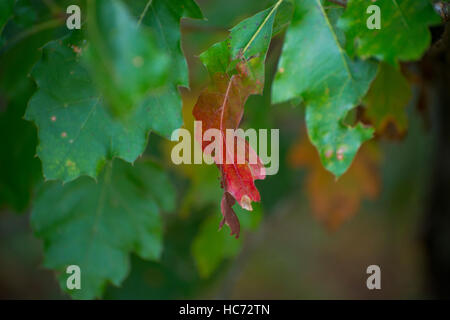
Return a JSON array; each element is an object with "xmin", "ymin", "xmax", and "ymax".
[
  {"xmin": 193, "ymin": 63, "xmax": 265, "ymax": 238},
  {"xmin": 219, "ymin": 192, "xmax": 240, "ymax": 238}
]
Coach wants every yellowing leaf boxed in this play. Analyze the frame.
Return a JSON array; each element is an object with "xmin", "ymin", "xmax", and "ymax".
[
  {"xmin": 289, "ymin": 131, "xmax": 380, "ymax": 230},
  {"xmin": 362, "ymin": 63, "xmax": 412, "ymax": 137}
]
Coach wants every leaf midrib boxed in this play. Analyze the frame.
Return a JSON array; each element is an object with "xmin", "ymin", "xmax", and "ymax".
[
  {"xmin": 315, "ymin": 0, "xmax": 354, "ymax": 82},
  {"xmin": 242, "ymin": 0, "xmax": 283, "ymax": 54}
]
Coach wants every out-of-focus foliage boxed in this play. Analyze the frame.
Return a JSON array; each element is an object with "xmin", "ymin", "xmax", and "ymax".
[
  {"xmin": 0, "ymin": 0, "xmax": 14, "ymax": 33},
  {"xmin": 0, "ymin": 83, "xmax": 40, "ymax": 212},
  {"xmin": 192, "ymin": 203, "xmax": 262, "ymax": 278},
  {"xmin": 339, "ymin": 0, "xmax": 441, "ymax": 65},
  {"xmin": 26, "ymin": 31, "xmax": 170, "ymax": 182},
  {"xmin": 362, "ymin": 63, "xmax": 412, "ymax": 136},
  {"xmin": 31, "ymin": 159, "xmax": 175, "ymax": 299},
  {"xmin": 124, "ymin": 0, "xmax": 204, "ymax": 137},
  {"xmin": 289, "ymin": 131, "xmax": 380, "ymax": 230},
  {"xmin": 26, "ymin": 0, "xmax": 203, "ymax": 183},
  {"xmin": 85, "ymin": 0, "xmax": 170, "ymax": 117},
  {"xmin": 0, "ymin": 0, "xmax": 72, "ymax": 212}
]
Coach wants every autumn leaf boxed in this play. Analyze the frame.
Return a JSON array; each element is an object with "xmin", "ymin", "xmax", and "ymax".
[
  {"xmin": 362, "ymin": 63, "xmax": 412, "ymax": 138},
  {"xmin": 289, "ymin": 130, "xmax": 380, "ymax": 230},
  {"xmin": 192, "ymin": 2, "xmax": 285, "ymax": 236},
  {"xmin": 220, "ymin": 192, "xmax": 240, "ymax": 238},
  {"xmin": 193, "ymin": 67, "xmax": 265, "ymax": 238}
]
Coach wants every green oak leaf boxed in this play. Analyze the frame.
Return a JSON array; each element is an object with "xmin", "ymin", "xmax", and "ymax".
[
  {"xmin": 200, "ymin": 0, "xmax": 287, "ymax": 82},
  {"xmin": 272, "ymin": 0, "xmax": 378, "ymax": 177},
  {"xmin": 363, "ymin": 63, "xmax": 412, "ymax": 135},
  {"xmin": 26, "ymin": 31, "xmax": 172, "ymax": 183},
  {"xmin": 26, "ymin": 0, "xmax": 203, "ymax": 182},
  {"xmin": 123, "ymin": 0, "xmax": 204, "ymax": 133},
  {"xmin": 338, "ymin": 0, "xmax": 441, "ymax": 65},
  {"xmin": 31, "ymin": 159, "xmax": 175, "ymax": 299},
  {"xmin": 26, "ymin": 32, "xmax": 151, "ymax": 182},
  {"xmin": 273, "ymin": 0, "xmax": 294, "ymax": 35},
  {"xmin": 192, "ymin": 203, "xmax": 262, "ymax": 278},
  {"xmin": 85, "ymin": 0, "xmax": 170, "ymax": 117},
  {"xmin": 0, "ymin": 0, "xmax": 14, "ymax": 33},
  {"xmin": 128, "ymin": 0, "xmax": 202, "ymax": 88}
]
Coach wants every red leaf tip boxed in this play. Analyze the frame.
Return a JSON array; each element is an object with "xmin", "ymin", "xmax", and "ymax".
[{"xmin": 220, "ymin": 192, "xmax": 240, "ymax": 238}]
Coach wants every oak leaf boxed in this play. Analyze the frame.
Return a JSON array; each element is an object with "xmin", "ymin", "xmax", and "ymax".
[
  {"xmin": 192, "ymin": 2, "xmax": 284, "ymax": 237},
  {"xmin": 193, "ymin": 67, "xmax": 265, "ymax": 238},
  {"xmin": 362, "ymin": 63, "xmax": 412, "ymax": 138},
  {"xmin": 289, "ymin": 131, "xmax": 380, "ymax": 230}
]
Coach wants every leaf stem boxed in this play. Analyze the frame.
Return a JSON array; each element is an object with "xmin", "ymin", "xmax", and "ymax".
[{"xmin": 242, "ymin": 0, "xmax": 284, "ymax": 54}]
